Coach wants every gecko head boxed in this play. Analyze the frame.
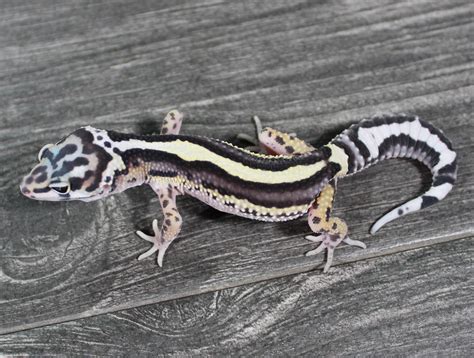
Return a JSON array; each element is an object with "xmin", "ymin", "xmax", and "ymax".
[{"xmin": 20, "ymin": 126, "xmax": 118, "ymax": 202}]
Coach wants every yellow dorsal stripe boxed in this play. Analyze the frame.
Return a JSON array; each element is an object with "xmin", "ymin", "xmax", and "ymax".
[{"xmin": 117, "ymin": 139, "xmax": 326, "ymax": 184}]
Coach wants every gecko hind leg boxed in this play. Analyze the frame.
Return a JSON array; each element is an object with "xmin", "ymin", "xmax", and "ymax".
[
  {"xmin": 258, "ymin": 125, "xmax": 314, "ymax": 155},
  {"xmin": 245, "ymin": 122, "xmax": 356, "ymax": 272},
  {"xmin": 306, "ymin": 180, "xmax": 366, "ymax": 272},
  {"xmin": 248, "ymin": 121, "xmax": 361, "ymax": 272},
  {"xmin": 237, "ymin": 115, "xmax": 313, "ymax": 155},
  {"xmin": 236, "ymin": 115, "xmax": 263, "ymax": 148},
  {"xmin": 160, "ymin": 109, "xmax": 184, "ymax": 135}
]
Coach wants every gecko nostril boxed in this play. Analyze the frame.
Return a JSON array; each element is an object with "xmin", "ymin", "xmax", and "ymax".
[{"xmin": 21, "ymin": 186, "xmax": 31, "ymax": 195}]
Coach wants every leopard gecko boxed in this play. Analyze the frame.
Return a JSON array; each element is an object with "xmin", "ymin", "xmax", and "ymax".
[{"xmin": 20, "ymin": 111, "xmax": 457, "ymax": 272}]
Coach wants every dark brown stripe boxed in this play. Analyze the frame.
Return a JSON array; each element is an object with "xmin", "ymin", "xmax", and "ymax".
[{"xmin": 107, "ymin": 131, "xmax": 327, "ymax": 171}]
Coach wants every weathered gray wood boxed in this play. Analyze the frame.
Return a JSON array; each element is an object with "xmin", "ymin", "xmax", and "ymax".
[
  {"xmin": 0, "ymin": 238, "xmax": 472, "ymax": 356},
  {"xmin": 0, "ymin": 0, "xmax": 473, "ymax": 334}
]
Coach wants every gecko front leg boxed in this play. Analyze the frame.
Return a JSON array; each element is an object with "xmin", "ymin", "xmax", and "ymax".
[
  {"xmin": 136, "ymin": 110, "xmax": 184, "ymax": 267},
  {"xmin": 136, "ymin": 184, "xmax": 182, "ymax": 267}
]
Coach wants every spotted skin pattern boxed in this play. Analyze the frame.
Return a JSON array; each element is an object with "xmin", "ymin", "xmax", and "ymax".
[
  {"xmin": 20, "ymin": 111, "xmax": 458, "ymax": 272},
  {"xmin": 259, "ymin": 126, "xmax": 315, "ymax": 155},
  {"xmin": 136, "ymin": 183, "xmax": 182, "ymax": 267},
  {"xmin": 160, "ymin": 109, "xmax": 183, "ymax": 135}
]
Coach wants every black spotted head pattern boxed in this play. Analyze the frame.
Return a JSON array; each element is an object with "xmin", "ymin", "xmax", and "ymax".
[{"xmin": 20, "ymin": 126, "xmax": 124, "ymax": 202}]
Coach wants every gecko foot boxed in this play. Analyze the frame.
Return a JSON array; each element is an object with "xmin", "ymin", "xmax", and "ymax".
[
  {"xmin": 136, "ymin": 219, "xmax": 170, "ymax": 267},
  {"xmin": 304, "ymin": 234, "xmax": 366, "ymax": 273}
]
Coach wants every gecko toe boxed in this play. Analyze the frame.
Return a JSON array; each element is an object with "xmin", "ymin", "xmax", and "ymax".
[
  {"xmin": 136, "ymin": 230, "xmax": 155, "ymax": 243},
  {"xmin": 343, "ymin": 236, "xmax": 367, "ymax": 249},
  {"xmin": 138, "ymin": 244, "xmax": 159, "ymax": 260},
  {"xmin": 305, "ymin": 241, "xmax": 326, "ymax": 256},
  {"xmin": 305, "ymin": 234, "xmax": 323, "ymax": 243},
  {"xmin": 157, "ymin": 242, "xmax": 170, "ymax": 267},
  {"xmin": 323, "ymin": 248, "xmax": 334, "ymax": 273}
]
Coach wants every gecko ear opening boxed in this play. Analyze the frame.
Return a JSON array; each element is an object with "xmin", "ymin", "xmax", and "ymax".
[{"xmin": 38, "ymin": 143, "xmax": 54, "ymax": 161}]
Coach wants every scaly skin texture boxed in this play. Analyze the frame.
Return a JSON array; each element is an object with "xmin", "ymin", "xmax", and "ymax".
[{"xmin": 20, "ymin": 110, "xmax": 457, "ymax": 271}]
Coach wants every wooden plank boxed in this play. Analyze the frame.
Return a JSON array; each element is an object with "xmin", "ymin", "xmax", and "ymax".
[
  {"xmin": 0, "ymin": 0, "xmax": 473, "ymax": 334},
  {"xmin": 0, "ymin": 238, "xmax": 472, "ymax": 356}
]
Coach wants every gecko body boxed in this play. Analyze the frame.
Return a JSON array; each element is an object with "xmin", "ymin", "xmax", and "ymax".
[{"xmin": 20, "ymin": 111, "xmax": 457, "ymax": 271}]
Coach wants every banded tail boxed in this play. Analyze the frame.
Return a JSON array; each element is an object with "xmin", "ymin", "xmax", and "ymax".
[{"xmin": 330, "ymin": 114, "xmax": 457, "ymax": 234}]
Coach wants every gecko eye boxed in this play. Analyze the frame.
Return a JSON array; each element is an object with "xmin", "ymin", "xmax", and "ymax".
[
  {"xmin": 38, "ymin": 143, "xmax": 54, "ymax": 161},
  {"xmin": 49, "ymin": 182, "xmax": 70, "ymax": 194}
]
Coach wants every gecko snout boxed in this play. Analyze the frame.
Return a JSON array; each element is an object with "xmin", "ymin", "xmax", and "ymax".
[{"xmin": 20, "ymin": 162, "xmax": 54, "ymax": 199}]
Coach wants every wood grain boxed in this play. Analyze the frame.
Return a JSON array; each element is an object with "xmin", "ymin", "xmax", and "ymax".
[
  {"xmin": 1, "ymin": 238, "xmax": 472, "ymax": 356},
  {"xmin": 0, "ymin": 0, "xmax": 473, "ymax": 334}
]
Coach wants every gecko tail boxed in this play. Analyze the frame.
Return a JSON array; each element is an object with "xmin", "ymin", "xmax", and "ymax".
[{"xmin": 330, "ymin": 114, "xmax": 458, "ymax": 233}]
